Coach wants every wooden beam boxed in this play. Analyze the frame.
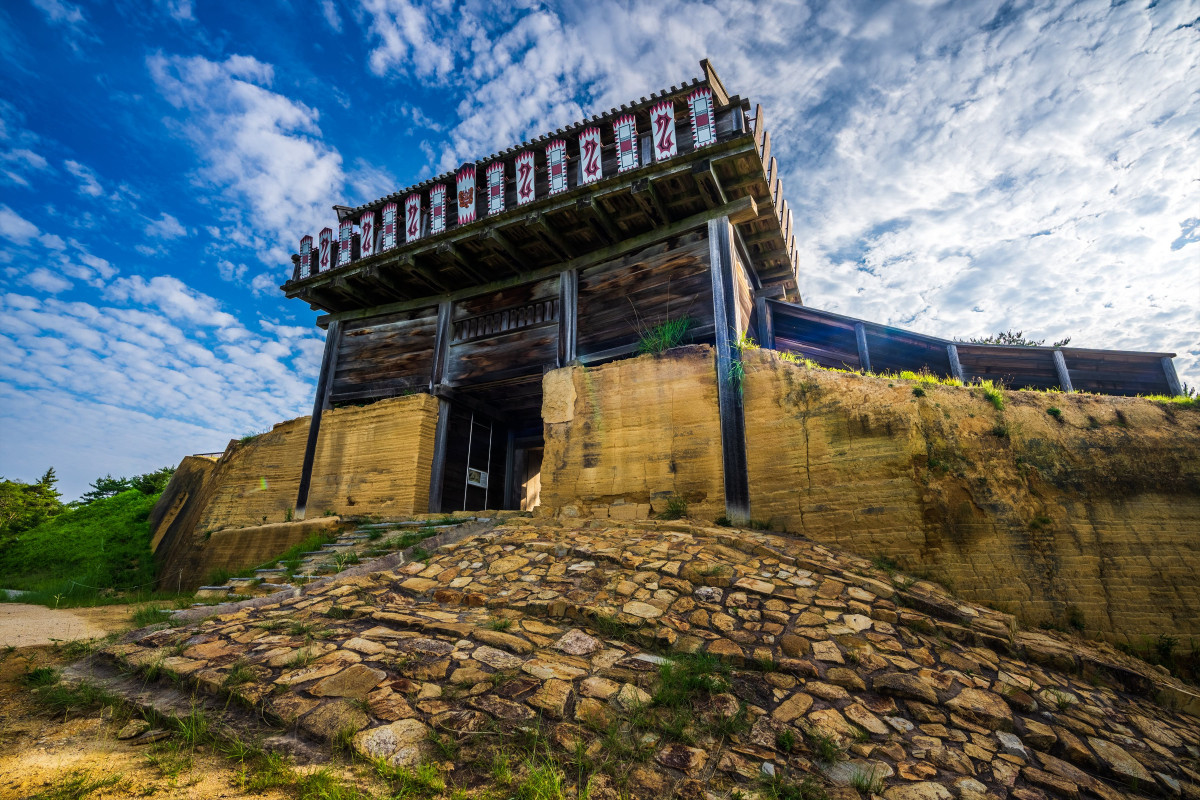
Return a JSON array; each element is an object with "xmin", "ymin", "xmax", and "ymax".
[
  {"xmin": 1052, "ymin": 349, "xmax": 1074, "ymax": 393},
  {"xmin": 436, "ymin": 242, "xmax": 489, "ymax": 284},
  {"xmin": 946, "ymin": 344, "xmax": 964, "ymax": 381},
  {"xmin": 427, "ymin": 397, "xmax": 451, "ymax": 513},
  {"xmin": 558, "ymin": 269, "xmax": 578, "ymax": 367},
  {"xmin": 530, "ymin": 213, "xmax": 575, "ymax": 260},
  {"xmin": 1161, "ymin": 356, "xmax": 1183, "ymax": 396},
  {"xmin": 854, "ymin": 322, "xmax": 871, "ymax": 373},
  {"xmin": 577, "ymin": 196, "xmax": 619, "ymax": 244},
  {"xmin": 433, "ymin": 385, "xmax": 513, "ymax": 425},
  {"xmin": 483, "ymin": 229, "xmax": 524, "ymax": 272},
  {"xmin": 708, "ymin": 216, "xmax": 751, "ymax": 524},
  {"xmin": 755, "ymin": 295, "xmax": 773, "ymax": 350},
  {"xmin": 320, "ymin": 195, "xmax": 760, "ymax": 327},
  {"xmin": 294, "ymin": 320, "xmax": 342, "ymax": 520}
]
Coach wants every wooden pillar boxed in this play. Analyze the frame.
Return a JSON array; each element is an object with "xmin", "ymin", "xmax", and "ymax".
[
  {"xmin": 946, "ymin": 344, "xmax": 964, "ymax": 382},
  {"xmin": 427, "ymin": 397, "xmax": 452, "ymax": 513},
  {"xmin": 429, "ymin": 300, "xmax": 452, "ymax": 391},
  {"xmin": 295, "ymin": 320, "xmax": 342, "ymax": 521},
  {"xmin": 854, "ymin": 322, "xmax": 871, "ymax": 374},
  {"xmin": 754, "ymin": 296, "xmax": 773, "ymax": 350},
  {"xmin": 1162, "ymin": 357, "xmax": 1183, "ymax": 397},
  {"xmin": 1053, "ymin": 350, "xmax": 1074, "ymax": 393},
  {"xmin": 558, "ymin": 269, "xmax": 578, "ymax": 367},
  {"xmin": 708, "ymin": 217, "xmax": 751, "ymax": 524}
]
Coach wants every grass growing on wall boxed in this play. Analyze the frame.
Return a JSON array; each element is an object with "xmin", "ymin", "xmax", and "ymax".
[{"xmin": 0, "ymin": 489, "xmax": 163, "ymax": 606}]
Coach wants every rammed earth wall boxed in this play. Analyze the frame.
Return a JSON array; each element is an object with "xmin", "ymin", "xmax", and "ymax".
[
  {"xmin": 539, "ymin": 347, "xmax": 1200, "ymax": 644},
  {"xmin": 152, "ymin": 394, "xmax": 439, "ymax": 588}
]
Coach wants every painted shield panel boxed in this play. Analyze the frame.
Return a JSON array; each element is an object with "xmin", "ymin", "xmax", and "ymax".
[
  {"xmin": 430, "ymin": 184, "xmax": 446, "ymax": 235},
  {"xmin": 578, "ymin": 127, "xmax": 602, "ymax": 185},
  {"xmin": 299, "ymin": 235, "xmax": 313, "ymax": 278},
  {"xmin": 337, "ymin": 219, "xmax": 354, "ymax": 266},
  {"xmin": 381, "ymin": 202, "xmax": 398, "ymax": 251},
  {"xmin": 546, "ymin": 140, "xmax": 567, "ymax": 195},
  {"xmin": 457, "ymin": 165, "xmax": 477, "ymax": 225},
  {"xmin": 358, "ymin": 210, "xmax": 376, "ymax": 258},
  {"xmin": 515, "ymin": 151, "xmax": 536, "ymax": 206},
  {"xmin": 318, "ymin": 227, "xmax": 333, "ymax": 273},
  {"xmin": 613, "ymin": 114, "xmax": 638, "ymax": 173},
  {"xmin": 650, "ymin": 100, "xmax": 677, "ymax": 161},
  {"xmin": 486, "ymin": 161, "xmax": 505, "ymax": 216},
  {"xmin": 688, "ymin": 87, "xmax": 716, "ymax": 149},
  {"xmin": 404, "ymin": 193, "xmax": 422, "ymax": 243}
]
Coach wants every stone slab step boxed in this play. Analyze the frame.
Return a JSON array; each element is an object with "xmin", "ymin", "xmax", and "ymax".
[{"xmin": 254, "ymin": 568, "xmax": 287, "ymax": 577}]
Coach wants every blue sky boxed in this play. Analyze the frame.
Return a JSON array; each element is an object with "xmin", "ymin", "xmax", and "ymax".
[{"xmin": 2, "ymin": 0, "xmax": 1198, "ymax": 500}]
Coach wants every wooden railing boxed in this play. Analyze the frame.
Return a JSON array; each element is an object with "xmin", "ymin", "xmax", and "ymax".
[{"xmin": 762, "ymin": 301, "xmax": 1183, "ymax": 397}]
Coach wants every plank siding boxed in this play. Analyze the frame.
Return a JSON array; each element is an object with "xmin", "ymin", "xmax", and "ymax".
[
  {"xmin": 576, "ymin": 230, "xmax": 714, "ymax": 357},
  {"xmin": 332, "ymin": 306, "xmax": 438, "ymax": 402},
  {"xmin": 444, "ymin": 276, "xmax": 561, "ymax": 387}
]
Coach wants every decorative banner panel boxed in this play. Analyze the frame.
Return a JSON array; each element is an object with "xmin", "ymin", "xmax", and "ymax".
[
  {"xmin": 404, "ymin": 193, "xmax": 422, "ymax": 243},
  {"xmin": 430, "ymin": 184, "xmax": 446, "ymax": 235},
  {"xmin": 486, "ymin": 161, "xmax": 505, "ymax": 216},
  {"xmin": 613, "ymin": 114, "xmax": 639, "ymax": 173},
  {"xmin": 546, "ymin": 140, "xmax": 568, "ymax": 195},
  {"xmin": 688, "ymin": 87, "xmax": 716, "ymax": 149},
  {"xmin": 358, "ymin": 210, "xmax": 376, "ymax": 259},
  {"xmin": 457, "ymin": 165, "xmax": 476, "ymax": 225},
  {"xmin": 381, "ymin": 202, "xmax": 398, "ymax": 251},
  {"xmin": 299, "ymin": 235, "xmax": 313, "ymax": 278},
  {"xmin": 515, "ymin": 151, "xmax": 536, "ymax": 206},
  {"xmin": 337, "ymin": 219, "xmax": 354, "ymax": 266},
  {"xmin": 578, "ymin": 127, "xmax": 602, "ymax": 185},
  {"xmin": 318, "ymin": 227, "xmax": 333, "ymax": 273},
  {"xmin": 650, "ymin": 100, "xmax": 677, "ymax": 161}
]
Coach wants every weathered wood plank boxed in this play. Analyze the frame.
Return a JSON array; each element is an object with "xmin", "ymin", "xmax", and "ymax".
[
  {"xmin": 709, "ymin": 216, "xmax": 750, "ymax": 524},
  {"xmin": 295, "ymin": 320, "xmax": 342, "ymax": 520}
]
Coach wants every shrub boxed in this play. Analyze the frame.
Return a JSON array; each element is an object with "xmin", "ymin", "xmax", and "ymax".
[
  {"xmin": 912, "ymin": 386, "xmax": 926, "ymax": 397},
  {"xmin": 977, "ymin": 380, "xmax": 1005, "ymax": 411},
  {"xmin": 1047, "ymin": 406, "xmax": 1063, "ymax": 419},
  {"xmin": 658, "ymin": 495, "xmax": 687, "ymax": 521}
]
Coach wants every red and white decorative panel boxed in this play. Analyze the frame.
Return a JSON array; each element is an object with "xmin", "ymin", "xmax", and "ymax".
[
  {"xmin": 688, "ymin": 87, "xmax": 716, "ymax": 149},
  {"xmin": 613, "ymin": 114, "xmax": 639, "ymax": 173},
  {"xmin": 486, "ymin": 161, "xmax": 505, "ymax": 216},
  {"xmin": 515, "ymin": 151, "xmax": 536, "ymax": 206},
  {"xmin": 650, "ymin": 100, "xmax": 677, "ymax": 161},
  {"xmin": 381, "ymin": 202, "xmax": 398, "ymax": 251},
  {"xmin": 337, "ymin": 219, "xmax": 354, "ymax": 266},
  {"xmin": 546, "ymin": 140, "xmax": 568, "ymax": 195},
  {"xmin": 358, "ymin": 210, "xmax": 377, "ymax": 259},
  {"xmin": 317, "ymin": 227, "xmax": 333, "ymax": 273},
  {"xmin": 457, "ymin": 165, "xmax": 476, "ymax": 225},
  {"xmin": 429, "ymin": 184, "xmax": 447, "ymax": 235},
  {"xmin": 299, "ymin": 235, "xmax": 313, "ymax": 278},
  {"xmin": 578, "ymin": 126, "xmax": 602, "ymax": 185},
  {"xmin": 404, "ymin": 193, "xmax": 422, "ymax": 243}
]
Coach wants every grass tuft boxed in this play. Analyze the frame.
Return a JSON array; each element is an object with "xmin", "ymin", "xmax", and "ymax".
[{"xmin": 637, "ymin": 316, "xmax": 693, "ymax": 355}]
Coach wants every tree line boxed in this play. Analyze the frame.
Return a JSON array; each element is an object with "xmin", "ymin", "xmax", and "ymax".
[{"xmin": 0, "ymin": 466, "xmax": 174, "ymax": 544}]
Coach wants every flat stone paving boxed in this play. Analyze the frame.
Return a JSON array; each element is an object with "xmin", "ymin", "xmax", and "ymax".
[{"xmin": 103, "ymin": 518, "xmax": 1200, "ymax": 800}]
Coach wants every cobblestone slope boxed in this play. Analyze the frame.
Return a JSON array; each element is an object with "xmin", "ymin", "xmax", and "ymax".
[{"xmin": 104, "ymin": 518, "xmax": 1200, "ymax": 800}]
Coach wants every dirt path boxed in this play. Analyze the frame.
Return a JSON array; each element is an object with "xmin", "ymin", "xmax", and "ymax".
[{"xmin": 0, "ymin": 603, "xmax": 132, "ymax": 647}]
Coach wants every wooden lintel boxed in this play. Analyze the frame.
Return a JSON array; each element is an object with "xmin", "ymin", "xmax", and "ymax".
[
  {"xmin": 323, "ymin": 195, "xmax": 758, "ymax": 326},
  {"xmin": 433, "ymin": 384, "xmax": 514, "ymax": 426}
]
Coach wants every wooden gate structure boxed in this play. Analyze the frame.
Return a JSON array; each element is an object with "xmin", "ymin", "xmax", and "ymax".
[{"xmin": 281, "ymin": 61, "xmax": 1182, "ymax": 522}]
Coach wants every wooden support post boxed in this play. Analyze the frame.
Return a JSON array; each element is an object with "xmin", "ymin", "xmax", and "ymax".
[
  {"xmin": 1053, "ymin": 350, "xmax": 1074, "ymax": 393},
  {"xmin": 558, "ymin": 269, "xmax": 578, "ymax": 367},
  {"xmin": 427, "ymin": 398, "xmax": 452, "ymax": 514},
  {"xmin": 708, "ymin": 217, "xmax": 751, "ymax": 525},
  {"xmin": 854, "ymin": 322, "xmax": 871, "ymax": 374},
  {"xmin": 503, "ymin": 429, "xmax": 516, "ymax": 511},
  {"xmin": 755, "ymin": 295, "xmax": 773, "ymax": 350},
  {"xmin": 946, "ymin": 344, "xmax": 964, "ymax": 382},
  {"xmin": 429, "ymin": 300, "xmax": 452, "ymax": 392},
  {"xmin": 294, "ymin": 320, "xmax": 341, "ymax": 521},
  {"xmin": 1161, "ymin": 356, "xmax": 1184, "ymax": 397}
]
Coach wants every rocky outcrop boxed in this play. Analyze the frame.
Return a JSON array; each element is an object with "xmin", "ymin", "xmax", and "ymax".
[{"xmin": 108, "ymin": 518, "xmax": 1200, "ymax": 800}]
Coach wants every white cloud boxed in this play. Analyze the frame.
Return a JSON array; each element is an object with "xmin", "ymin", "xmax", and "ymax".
[
  {"xmin": 154, "ymin": 0, "xmax": 194, "ymax": 21},
  {"xmin": 105, "ymin": 275, "xmax": 239, "ymax": 328},
  {"xmin": 147, "ymin": 52, "xmax": 349, "ymax": 271},
  {"xmin": 63, "ymin": 159, "xmax": 103, "ymax": 197},
  {"xmin": 22, "ymin": 267, "xmax": 71, "ymax": 293},
  {"xmin": 30, "ymin": 0, "xmax": 84, "ymax": 26},
  {"xmin": 145, "ymin": 212, "xmax": 187, "ymax": 239},
  {"xmin": 218, "ymin": 258, "xmax": 247, "ymax": 282},
  {"xmin": 0, "ymin": 204, "xmax": 38, "ymax": 244},
  {"xmin": 321, "ymin": 0, "xmax": 343, "ymax": 33}
]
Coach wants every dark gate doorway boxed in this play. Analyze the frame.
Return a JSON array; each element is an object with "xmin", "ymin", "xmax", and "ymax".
[{"xmin": 440, "ymin": 405, "xmax": 507, "ymax": 513}]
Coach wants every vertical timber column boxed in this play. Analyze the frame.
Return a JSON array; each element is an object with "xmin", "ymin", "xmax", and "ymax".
[
  {"xmin": 427, "ymin": 299, "xmax": 453, "ymax": 513},
  {"xmin": 295, "ymin": 319, "xmax": 342, "ymax": 520},
  {"xmin": 854, "ymin": 322, "xmax": 871, "ymax": 374},
  {"xmin": 946, "ymin": 344, "xmax": 964, "ymax": 382},
  {"xmin": 1161, "ymin": 357, "xmax": 1183, "ymax": 397},
  {"xmin": 558, "ymin": 269, "xmax": 578, "ymax": 367},
  {"xmin": 708, "ymin": 217, "xmax": 751, "ymax": 524},
  {"xmin": 1053, "ymin": 350, "xmax": 1075, "ymax": 393}
]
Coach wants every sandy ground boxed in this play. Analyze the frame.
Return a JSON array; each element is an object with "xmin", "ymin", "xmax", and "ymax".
[
  {"xmin": 0, "ymin": 604, "xmax": 131, "ymax": 648},
  {"xmin": 0, "ymin": 605, "xmax": 307, "ymax": 800}
]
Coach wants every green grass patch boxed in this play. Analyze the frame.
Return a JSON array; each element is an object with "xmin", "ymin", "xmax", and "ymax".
[
  {"xmin": 652, "ymin": 652, "xmax": 731, "ymax": 707},
  {"xmin": 976, "ymin": 379, "xmax": 1005, "ymax": 410},
  {"xmin": 637, "ymin": 316, "xmax": 693, "ymax": 355},
  {"xmin": 0, "ymin": 490, "xmax": 161, "ymax": 605},
  {"xmin": 28, "ymin": 769, "xmax": 124, "ymax": 800},
  {"xmin": 657, "ymin": 495, "xmax": 687, "ymax": 521},
  {"xmin": 1144, "ymin": 393, "xmax": 1198, "ymax": 409}
]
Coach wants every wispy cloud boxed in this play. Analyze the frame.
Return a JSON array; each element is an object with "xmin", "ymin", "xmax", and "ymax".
[
  {"xmin": 63, "ymin": 159, "xmax": 103, "ymax": 197},
  {"xmin": 145, "ymin": 212, "xmax": 187, "ymax": 239}
]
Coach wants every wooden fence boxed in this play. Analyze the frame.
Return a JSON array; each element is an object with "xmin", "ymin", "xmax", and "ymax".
[{"xmin": 761, "ymin": 301, "xmax": 1183, "ymax": 397}]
